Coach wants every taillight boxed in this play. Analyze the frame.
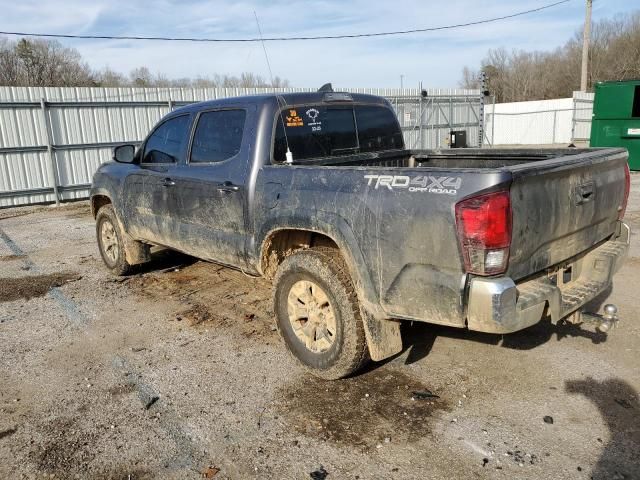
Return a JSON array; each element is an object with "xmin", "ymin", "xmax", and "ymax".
[
  {"xmin": 619, "ymin": 163, "xmax": 630, "ymax": 220},
  {"xmin": 455, "ymin": 190, "xmax": 512, "ymax": 276}
]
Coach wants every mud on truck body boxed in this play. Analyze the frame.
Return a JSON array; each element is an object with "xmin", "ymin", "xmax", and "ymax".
[{"xmin": 91, "ymin": 88, "xmax": 630, "ymax": 379}]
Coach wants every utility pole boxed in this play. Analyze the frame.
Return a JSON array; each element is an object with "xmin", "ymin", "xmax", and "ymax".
[{"xmin": 580, "ymin": 0, "xmax": 592, "ymax": 92}]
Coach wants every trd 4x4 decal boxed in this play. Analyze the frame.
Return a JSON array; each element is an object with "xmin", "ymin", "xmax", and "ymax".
[{"xmin": 364, "ymin": 175, "xmax": 462, "ymax": 195}]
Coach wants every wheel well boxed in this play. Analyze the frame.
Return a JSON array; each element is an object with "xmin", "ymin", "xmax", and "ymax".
[
  {"xmin": 261, "ymin": 229, "xmax": 339, "ymax": 279},
  {"xmin": 91, "ymin": 195, "xmax": 111, "ymax": 218}
]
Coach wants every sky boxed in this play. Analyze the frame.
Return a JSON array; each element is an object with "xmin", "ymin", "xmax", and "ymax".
[{"xmin": 0, "ymin": 0, "xmax": 636, "ymax": 88}]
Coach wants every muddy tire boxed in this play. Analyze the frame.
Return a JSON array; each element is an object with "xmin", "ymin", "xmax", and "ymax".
[
  {"xmin": 96, "ymin": 204, "xmax": 133, "ymax": 275},
  {"xmin": 273, "ymin": 247, "xmax": 369, "ymax": 380}
]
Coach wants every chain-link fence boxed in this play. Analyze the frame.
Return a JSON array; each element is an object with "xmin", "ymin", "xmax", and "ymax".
[{"xmin": 387, "ymin": 93, "xmax": 483, "ymax": 150}]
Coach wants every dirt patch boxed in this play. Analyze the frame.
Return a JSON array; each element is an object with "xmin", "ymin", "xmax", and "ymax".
[
  {"xmin": 29, "ymin": 417, "xmax": 99, "ymax": 475},
  {"xmin": 0, "ymin": 272, "xmax": 81, "ymax": 302},
  {"xmin": 276, "ymin": 367, "xmax": 451, "ymax": 451},
  {"xmin": 130, "ymin": 260, "xmax": 277, "ymax": 339},
  {"xmin": 62, "ymin": 208, "xmax": 92, "ymax": 220},
  {"xmin": 107, "ymin": 383, "xmax": 136, "ymax": 396},
  {"xmin": 92, "ymin": 467, "xmax": 154, "ymax": 480},
  {"xmin": 0, "ymin": 254, "xmax": 26, "ymax": 262}
]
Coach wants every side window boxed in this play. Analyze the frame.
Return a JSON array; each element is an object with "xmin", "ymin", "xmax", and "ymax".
[
  {"xmin": 142, "ymin": 115, "xmax": 191, "ymax": 164},
  {"xmin": 190, "ymin": 110, "xmax": 246, "ymax": 163}
]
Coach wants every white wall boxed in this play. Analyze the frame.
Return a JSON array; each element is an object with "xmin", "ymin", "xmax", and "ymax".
[{"xmin": 484, "ymin": 93, "xmax": 594, "ymax": 145}]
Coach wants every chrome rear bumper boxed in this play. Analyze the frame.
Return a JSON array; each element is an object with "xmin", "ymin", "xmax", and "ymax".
[{"xmin": 466, "ymin": 222, "xmax": 630, "ymax": 334}]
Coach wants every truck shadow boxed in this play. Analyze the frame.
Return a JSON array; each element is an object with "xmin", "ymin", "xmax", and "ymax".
[
  {"xmin": 401, "ymin": 282, "xmax": 616, "ymax": 363},
  {"xmin": 565, "ymin": 377, "xmax": 640, "ymax": 480},
  {"xmin": 131, "ymin": 248, "xmax": 198, "ymax": 275},
  {"xmin": 401, "ymin": 315, "xmax": 609, "ymax": 365}
]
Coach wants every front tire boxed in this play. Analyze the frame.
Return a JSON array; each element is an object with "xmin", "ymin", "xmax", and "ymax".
[
  {"xmin": 273, "ymin": 247, "xmax": 369, "ymax": 380},
  {"xmin": 96, "ymin": 204, "xmax": 133, "ymax": 275}
]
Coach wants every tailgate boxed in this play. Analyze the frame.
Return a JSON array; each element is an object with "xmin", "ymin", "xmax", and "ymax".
[{"xmin": 507, "ymin": 149, "xmax": 628, "ymax": 281}]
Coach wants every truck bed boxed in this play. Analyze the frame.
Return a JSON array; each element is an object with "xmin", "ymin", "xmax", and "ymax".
[{"xmin": 302, "ymin": 148, "xmax": 600, "ymax": 169}]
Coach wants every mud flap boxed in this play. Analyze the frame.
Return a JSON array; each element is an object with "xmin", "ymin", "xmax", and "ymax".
[
  {"xmin": 115, "ymin": 217, "xmax": 150, "ymax": 265},
  {"xmin": 361, "ymin": 312, "xmax": 403, "ymax": 361}
]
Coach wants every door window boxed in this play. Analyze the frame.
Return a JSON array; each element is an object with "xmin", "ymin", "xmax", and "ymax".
[
  {"xmin": 142, "ymin": 115, "xmax": 191, "ymax": 164},
  {"xmin": 190, "ymin": 110, "xmax": 246, "ymax": 163}
]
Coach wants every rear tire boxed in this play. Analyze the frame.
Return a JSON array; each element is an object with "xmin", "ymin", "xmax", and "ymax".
[
  {"xmin": 273, "ymin": 247, "xmax": 369, "ymax": 380},
  {"xmin": 96, "ymin": 204, "xmax": 133, "ymax": 276}
]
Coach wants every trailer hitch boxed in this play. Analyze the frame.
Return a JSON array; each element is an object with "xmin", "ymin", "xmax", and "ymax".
[{"xmin": 565, "ymin": 304, "xmax": 619, "ymax": 333}]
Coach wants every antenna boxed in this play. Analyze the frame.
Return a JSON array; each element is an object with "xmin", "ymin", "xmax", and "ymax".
[
  {"xmin": 277, "ymin": 94, "xmax": 294, "ymax": 164},
  {"xmin": 253, "ymin": 11, "xmax": 275, "ymax": 88},
  {"xmin": 253, "ymin": 11, "xmax": 293, "ymax": 164}
]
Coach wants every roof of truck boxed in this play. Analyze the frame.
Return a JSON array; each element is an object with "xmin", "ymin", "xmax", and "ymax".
[{"xmin": 171, "ymin": 91, "xmax": 390, "ymax": 115}]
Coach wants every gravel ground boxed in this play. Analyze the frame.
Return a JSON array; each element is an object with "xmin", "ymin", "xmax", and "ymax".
[{"xmin": 1, "ymin": 176, "xmax": 639, "ymax": 480}]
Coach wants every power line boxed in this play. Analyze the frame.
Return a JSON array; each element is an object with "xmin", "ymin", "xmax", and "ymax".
[{"xmin": 0, "ymin": 0, "xmax": 570, "ymax": 43}]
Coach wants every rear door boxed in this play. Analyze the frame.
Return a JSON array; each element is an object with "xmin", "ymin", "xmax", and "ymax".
[
  {"xmin": 165, "ymin": 108, "xmax": 249, "ymax": 267},
  {"xmin": 123, "ymin": 114, "xmax": 192, "ymax": 246},
  {"xmin": 507, "ymin": 150, "xmax": 628, "ymax": 280}
]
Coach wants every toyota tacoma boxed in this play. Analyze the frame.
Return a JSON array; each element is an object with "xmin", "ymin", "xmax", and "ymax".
[{"xmin": 91, "ymin": 88, "xmax": 631, "ymax": 379}]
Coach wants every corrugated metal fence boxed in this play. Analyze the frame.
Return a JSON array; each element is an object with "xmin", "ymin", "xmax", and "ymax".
[{"xmin": 0, "ymin": 86, "xmax": 482, "ymax": 207}]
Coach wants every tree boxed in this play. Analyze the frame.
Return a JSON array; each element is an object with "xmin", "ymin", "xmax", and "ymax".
[
  {"xmin": 0, "ymin": 36, "xmax": 291, "ymax": 89},
  {"xmin": 460, "ymin": 11, "xmax": 640, "ymax": 102}
]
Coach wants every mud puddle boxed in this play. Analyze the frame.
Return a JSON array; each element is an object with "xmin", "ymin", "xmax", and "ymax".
[
  {"xmin": 276, "ymin": 367, "xmax": 450, "ymax": 450},
  {"xmin": 0, "ymin": 272, "xmax": 80, "ymax": 302},
  {"xmin": 129, "ymin": 260, "xmax": 277, "ymax": 339}
]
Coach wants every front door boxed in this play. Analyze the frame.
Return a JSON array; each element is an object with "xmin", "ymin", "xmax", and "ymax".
[{"xmin": 123, "ymin": 113, "xmax": 192, "ymax": 247}]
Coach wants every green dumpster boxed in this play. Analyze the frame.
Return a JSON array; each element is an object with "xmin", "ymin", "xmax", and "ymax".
[{"xmin": 590, "ymin": 80, "xmax": 640, "ymax": 170}]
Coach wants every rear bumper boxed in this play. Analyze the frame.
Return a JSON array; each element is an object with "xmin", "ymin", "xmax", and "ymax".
[{"xmin": 466, "ymin": 222, "xmax": 630, "ymax": 334}]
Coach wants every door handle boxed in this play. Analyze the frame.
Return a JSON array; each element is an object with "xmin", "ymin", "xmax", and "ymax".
[
  {"xmin": 162, "ymin": 178, "xmax": 175, "ymax": 187},
  {"xmin": 217, "ymin": 181, "xmax": 240, "ymax": 193},
  {"xmin": 575, "ymin": 182, "xmax": 594, "ymax": 204}
]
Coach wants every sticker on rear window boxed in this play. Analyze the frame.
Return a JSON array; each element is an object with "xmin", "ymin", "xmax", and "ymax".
[
  {"xmin": 286, "ymin": 109, "xmax": 303, "ymax": 127},
  {"xmin": 305, "ymin": 108, "xmax": 322, "ymax": 132}
]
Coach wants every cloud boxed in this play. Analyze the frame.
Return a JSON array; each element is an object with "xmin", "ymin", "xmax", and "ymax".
[{"xmin": 0, "ymin": 0, "xmax": 637, "ymax": 87}]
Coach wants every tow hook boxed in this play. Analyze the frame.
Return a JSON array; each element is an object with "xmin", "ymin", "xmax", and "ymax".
[{"xmin": 578, "ymin": 304, "xmax": 620, "ymax": 333}]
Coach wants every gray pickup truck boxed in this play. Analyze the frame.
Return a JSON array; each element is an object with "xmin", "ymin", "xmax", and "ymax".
[{"xmin": 90, "ymin": 88, "xmax": 630, "ymax": 379}]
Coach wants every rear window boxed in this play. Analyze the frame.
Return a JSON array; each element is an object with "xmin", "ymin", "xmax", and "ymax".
[
  {"xmin": 273, "ymin": 104, "xmax": 403, "ymax": 162},
  {"xmin": 356, "ymin": 106, "xmax": 405, "ymax": 153}
]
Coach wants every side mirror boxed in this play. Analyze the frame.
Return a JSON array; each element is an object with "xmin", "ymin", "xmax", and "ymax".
[{"xmin": 113, "ymin": 144, "xmax": 136, "ymax": 164}]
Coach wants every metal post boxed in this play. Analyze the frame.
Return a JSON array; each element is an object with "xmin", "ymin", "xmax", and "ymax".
[
  {"xmin": 168, "ymin": 98, "xmax": 174, "ymax": 111},
  {"xmin": 552, "ymin": 110, "xmax": 557, "ymax": 144},
  {"xmin": 580, "ymin": 0, "xmax": 592, "ymax": 92},
  {"xmin": 449, "ymin": 97, "xmax": 453, "ymax": 149},
  {"xmin": 479, "ymin": 71, "xmax": 487, "ymax": 147},
  {"xmin": 491, "ymin": 96, "xmax": 496, "ymax": 147},
  {"xmin": 40, "ymin": 98, "xmax": 60, "ymax": 206},
  {"xmin": 419, "ymin": 91, "xmax": 423, "ymax": 149},
  {"xmin": 570, "ymin": 98, "xmax": 575, "ymax": 143}
]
